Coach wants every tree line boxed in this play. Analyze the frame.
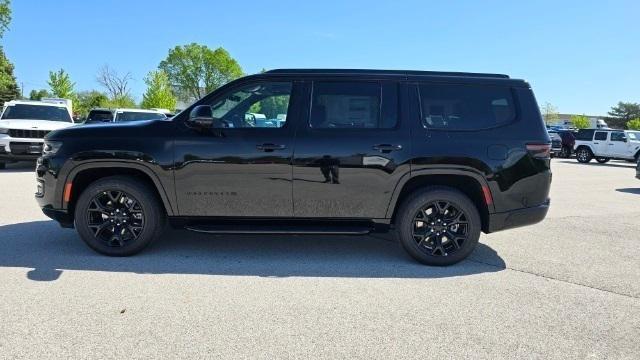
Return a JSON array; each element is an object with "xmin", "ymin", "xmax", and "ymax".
[{"xmin": 541, "ymin": 101, "xmax": 640, "ymax": 130}]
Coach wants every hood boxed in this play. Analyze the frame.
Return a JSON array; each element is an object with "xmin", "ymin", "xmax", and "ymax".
[{"xmin": 0, "ymin": 119, "xmax": 76, "ymax": 131}]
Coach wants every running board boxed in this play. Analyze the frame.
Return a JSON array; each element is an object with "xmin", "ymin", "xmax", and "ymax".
[{"xmin": 184, "ymin": 224, "xmax": 371, "ymax": 235}]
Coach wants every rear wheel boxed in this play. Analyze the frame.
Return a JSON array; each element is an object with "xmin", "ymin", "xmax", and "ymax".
[
  {"xmin": 559, "ymin": 146, "xmax": 571, "ymax": 158},
  {"xmin": 576, "ymin": 147, "xmax": 593, "ymax": 163},
  {"xmin": 74, "ymin": 176, "xmax": 165, "ymax": 256},
  {"xmin": 596, "ymin": 157, "xmax": 610, "ymax": 163},
  {"xmin": 396, "ymin": 187, "xmax": 481, "ymax": 266}
]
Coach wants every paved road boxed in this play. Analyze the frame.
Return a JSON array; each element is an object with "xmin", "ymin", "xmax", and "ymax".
[{"xmin": 0, "ymin": 159, "xmax": 639, "ymax": 359}]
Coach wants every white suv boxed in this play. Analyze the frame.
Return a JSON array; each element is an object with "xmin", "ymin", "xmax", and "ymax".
[
  {"xmin": 574, "ymin": 129, "xmax": 640, "ymax": 163},
  {"xmin": 0, "ymin": 99, "xmax": 76, "ymax": 169}
]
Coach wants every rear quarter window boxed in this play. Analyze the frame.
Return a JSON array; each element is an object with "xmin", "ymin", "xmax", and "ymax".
[{"xmin": 418, "ymin": 83, "xmax": 515, "ymax": 130}]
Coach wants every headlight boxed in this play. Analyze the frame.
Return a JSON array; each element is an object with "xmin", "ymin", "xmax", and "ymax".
[
  {"xmin": 0, "ymin": 128, "xmax": 8, "ymax": 134},
  {"xmin": 42, "ymin": 141, "xmax": 62, "ymax": 155}
]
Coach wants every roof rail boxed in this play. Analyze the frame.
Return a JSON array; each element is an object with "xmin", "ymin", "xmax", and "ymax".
[{"xmin": 265, "ymin": 68, "xmax": 510, "ymax": 79}]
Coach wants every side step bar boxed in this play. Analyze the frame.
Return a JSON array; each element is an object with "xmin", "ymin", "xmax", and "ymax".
[{"xmin": 184, "ymin": 224, "xmax": 371, "ymax": 235}]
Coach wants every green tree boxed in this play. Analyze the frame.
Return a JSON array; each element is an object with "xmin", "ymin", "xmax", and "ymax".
[
  {"xmin": 140, "ymin": 70, "xmax": 177, "ymax": 110},
  {"xmin": 627, "ymin": 118, "xmax": 640, "ymax": 131},
  {"xmin": 47, "ymin": 69, "xmax": 75, "ymax": 99},
  {"xmin": 607, "ymin": 102, "xmax": 640, "ymax": 129},
  {"xmin": 29, "ymin": 89, "xmax": 51, "ymax": 100},
  {"xmin": 540, "ymin": 102, "xmax": 560, "ymax": 125},
  {"xmin": 570, "ymin": 114, "xmax": 590, "ymax": 129},
  {"xmin": 104, "ymin": 94, "xmax": 136, "ymax": 108},
  {"xmin": 0, "ymin": 0, "xmax": 11, "ymax": 39},
  {"xmin": 0, "ymin": 46, "xmax": 20, "ymax": 104},
  {"xmin": 75, "ymin": 90, "xmax": 108, "ymax": 119},
  {"xmin": 159, "ymin": 43, "xmax": 243, "ymax": 101}
]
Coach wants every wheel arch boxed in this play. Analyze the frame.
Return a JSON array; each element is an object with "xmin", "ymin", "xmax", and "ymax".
[
  {"xmin": 63, "ymin": 161, "xmax": 175, "ymax": 218},
  {"xmin": 387, "ymin": 170, "xmax": 492, "ymax": 232}
]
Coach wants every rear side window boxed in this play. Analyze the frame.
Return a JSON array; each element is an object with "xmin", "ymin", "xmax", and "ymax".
[
  {"xmin": 576, "ymin": 129, "xmax": 595, "ymax": 141},
  {"xmin": 418, "ymin": 83, "xmax": 515, "ymax": 130},
  {"xmin": 310, "ymin": 81, "xmax": 397, "ymax": 129},
  {"xmin": 594, "ymin": 132, "xmax": 607, "ymax": 141}
]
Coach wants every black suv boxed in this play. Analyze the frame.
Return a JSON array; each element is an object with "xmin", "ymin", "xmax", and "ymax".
[{"xmin": 35, "ymin": 69, "xmax": 551, "ymax": 266}]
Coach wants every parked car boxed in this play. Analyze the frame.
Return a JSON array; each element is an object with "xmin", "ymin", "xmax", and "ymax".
[
  {"xmin": 35, "ymin": 69, "xmax": 551, "ymax": 266},
  {"xmin": 574, "ymin": 129, "xmax": 640, "ymax": 163},
  {"xmin": 84, "ymin": 108, "xmax": 167, "ymax": 124},
  {"xmin": 0, "ymin": 99, "xmax": 76, "ymax": 169},
  {"xmin": 636, "ymin": 157, "xmax": 640, "ymax": 180},
  {"xmin": 548, "ymin": 131, "xmax": 563, "ymax": 157}
]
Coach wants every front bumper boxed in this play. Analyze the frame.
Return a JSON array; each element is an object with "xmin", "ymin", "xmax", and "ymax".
[
  {"xmin": 0, "ymin": 138, "xmax": 44, "ymax": 161},
  {"xmin": 487, "ymin": 200, "xmax": 550, "ymax": 233},
  {"xmin": 41, "ymin": 206, "xmax": 74, "ymax": 228}
]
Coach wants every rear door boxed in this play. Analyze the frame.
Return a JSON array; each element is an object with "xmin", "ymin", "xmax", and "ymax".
[
  {"xmin": 593, "ymin": 131, "xmax": 609, "ymax": 156},
  {"xmin": 292, "ymin": 79, "xmax": 411, "ymax": 218}
]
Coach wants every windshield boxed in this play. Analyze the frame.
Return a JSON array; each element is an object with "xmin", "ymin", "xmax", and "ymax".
[
  {"xmin": 1, "ymin": 104, "xmax": 72, "ymax": 122},
  {"xmin": 115, "ymin": 111, "xmax": 166, "ymax": 122}
]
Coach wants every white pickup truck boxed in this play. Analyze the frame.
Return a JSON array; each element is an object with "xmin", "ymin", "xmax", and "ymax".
[
  {"xmin": 574, "ymin": 128, "xmax": 640, "ymax": 163},
  {"xmin": 0, "ymin": 99, "xmax": 76, "ymax": 169}
]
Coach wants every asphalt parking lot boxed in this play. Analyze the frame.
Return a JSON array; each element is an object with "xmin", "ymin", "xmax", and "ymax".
[{"xmin": 0, "ymin": 159, "xmax": 639, "ymax": 359}]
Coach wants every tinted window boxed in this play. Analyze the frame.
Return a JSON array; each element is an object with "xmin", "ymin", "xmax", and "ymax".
[
  {"xmin": 115, "ymin": 111, "xmax": 166, "ymax": 122},
  {"xmin": 576, "ymin": 129, "xmax": 595, "ymax": 141},
  {"xmin": 610, "ymin": 132, "xmax": 626, "ymax": 142},
  {"xmin": 208, "ymin": 82, "xmax": 292, "ymax": 128},
  {"xmin": 310, "ymin": 82, "xmax": 393, "ymax": 129},
  {"xmin": 418, "ymin": 84, "xmax": 515, "ymax": 130},
  {"xmin": 594, "ymin": 132, "xmax": 607, "ymax": 141},
  {"xmin": 1, "ymin": 104, "xmax": 72, "ymax": 122}
]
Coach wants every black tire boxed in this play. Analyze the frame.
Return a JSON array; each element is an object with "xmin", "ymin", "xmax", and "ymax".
[
  {"xmin": 559, "ymin": 146, "xmax": 571, "ymax": 158},
  {"xmin": 396, "ymin": 187, "xmax": 481, "ymax": 266},
  {"xmin": 0, "ymin": 162, "xmax": 5, "ymax": 169},
  {"xmin": 74, "ymin": 176, "xmax": 165, "ymax": 256},
  {"xmin": 576, "ymin": 147, "xmax": 593, "ymax": 163},
  {"xmin": 596, "ymin": 157, "xmax": 610, "ymax": 163}
]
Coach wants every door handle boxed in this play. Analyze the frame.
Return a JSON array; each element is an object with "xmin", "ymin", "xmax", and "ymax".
[
  {"xmin": 256, "ymin": 143, "xmax": 286, "ymax": 152},
  {"xmin": 372, "ymin": 144, "xmax": 402, "ymax": 153},
  {"xmin": 593, "ymin": 142, "xmax": 599, "ymax": 144}
]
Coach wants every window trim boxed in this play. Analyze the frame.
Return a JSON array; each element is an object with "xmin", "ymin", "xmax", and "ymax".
[
  {"xmin": 416, "ymin": 82, "xmax": 519, "ymax": 132},
  {"xmin": 187, "ymin": 79, "xmax": 295, "ymax": 131},
  {"xmin": 307, "ymin": 80, "xmax": 400, "ymax": 131}
]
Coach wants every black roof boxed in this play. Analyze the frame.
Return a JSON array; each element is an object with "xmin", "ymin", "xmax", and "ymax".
[{"xmin": 266, "ymin": 68, "xmax": 510, "ymax": 79}]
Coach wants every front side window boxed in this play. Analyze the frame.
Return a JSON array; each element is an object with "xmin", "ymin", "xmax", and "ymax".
[
  {"xmin": 594, "ymin": 132, "xmax": 607, "ymax": 141},
  {"xmin": 610, "ymin": 132, "xmax": 626, "ymax": 142},
  {"xmin": 310, "ymin": 82, "xmax": 395, "ymax": 129},
  {"xmin": 418, "ymin": 84, "xmax": 515, "ymax": 130},
  {"xmin": 1, "ymin": 104, "xmax": 72, "ymax": 122},
  {"xmin": 207, "ymin": 82, "xmax": 292, "ymax": 128}
]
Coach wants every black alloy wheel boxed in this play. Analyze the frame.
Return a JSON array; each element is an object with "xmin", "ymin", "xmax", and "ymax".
[
  {"xmin": 397, "ymin": 187, "xmax": 481, "ymax": 266},
  {"xmin": 86, "ymin": 190, "xmax": 145, "ymax": 248},
  {"xmin": 412, "ymin": 200, "xmax": 468, "ymax": 257},
  {"xmin": 75, "ymin": 176, "xmax": 164, "ymax": 256}
]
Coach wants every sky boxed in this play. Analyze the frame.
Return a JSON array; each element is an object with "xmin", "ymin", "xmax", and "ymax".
[{"xmin": 3, "ymin": 0, "xmax": 639, "ymax": 115}]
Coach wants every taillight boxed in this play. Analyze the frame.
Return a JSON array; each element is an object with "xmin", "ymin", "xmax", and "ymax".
[{"xmin": 526, "ymin": 143, "xmax": 551, "ymax": 159}]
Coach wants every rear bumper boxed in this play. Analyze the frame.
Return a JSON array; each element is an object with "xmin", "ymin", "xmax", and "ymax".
[{"xmin": 487, "ymin": 200, "xmax": 550, "ymax": 233}]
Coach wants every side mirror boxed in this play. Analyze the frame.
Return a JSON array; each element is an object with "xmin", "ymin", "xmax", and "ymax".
[{"xmin": 188, "ymin": 105, "xmax": 214, "ymax": 128}]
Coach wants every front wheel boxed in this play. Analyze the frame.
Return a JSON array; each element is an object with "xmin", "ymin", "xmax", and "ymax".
[
  {"xmin": 596, "ymin": 157, "xmax": 610, "ymax": 163},
  {"xmin": 74, "ymin": 176, "xmax": 165, "ymax": 256},
  {"xmin": 576, "ymin": 148, "xmax": 593, "ymax": 163},
  {"xmin": 396, "ymin": 187, "xmax": 481, "ymax": 266}
]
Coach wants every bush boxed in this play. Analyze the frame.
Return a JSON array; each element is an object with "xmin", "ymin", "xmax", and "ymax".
[{"xmin": 627, "ymin": 118, "xmax": 640, "ymax": 130}]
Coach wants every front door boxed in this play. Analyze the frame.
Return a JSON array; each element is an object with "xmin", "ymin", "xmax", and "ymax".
[
  {"xmin": 292, "ymin": 80, "xmax": 411, "ymax": 218},
  {"xmin": 174, "ymin": 80, "xmax": 302, "ymax": 217},
  {"xmin": 609, "ymin": 131, "xmax": 630, "ymax": 158}
]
